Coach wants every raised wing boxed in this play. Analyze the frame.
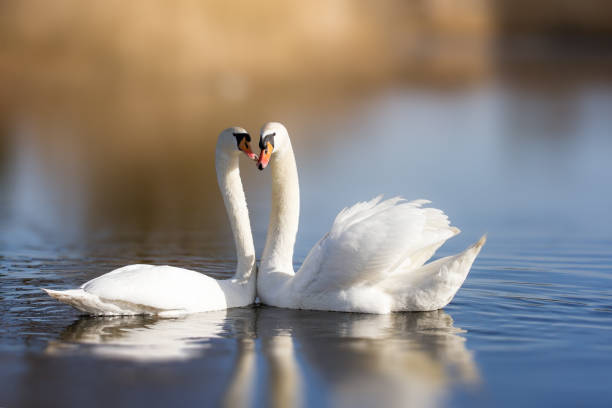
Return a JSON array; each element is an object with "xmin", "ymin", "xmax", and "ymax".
[{"xmin": 291, "ymin": 196, "xmax": 458, "ymax": 294}]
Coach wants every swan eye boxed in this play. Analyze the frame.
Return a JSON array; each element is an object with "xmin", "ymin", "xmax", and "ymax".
[
  {"xmin": 259, "ymin": 132, "xmax": 275, "ymax": 150},
  {"xmin": 233, "ymin": 132, "xmax": 250, "ymax": 149},
  {"xmin": 233, "ymin": 132, "xmax": 258, "ymax": 160}
]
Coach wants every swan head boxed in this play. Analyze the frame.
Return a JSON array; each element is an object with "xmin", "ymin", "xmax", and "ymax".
[
  {"xmin": 217, "ymin": 127, "xmax": 258, "ymax": 161},
  {"xmin": 257, "ymin": 122, "xmax": 289, "ymax": 170}
]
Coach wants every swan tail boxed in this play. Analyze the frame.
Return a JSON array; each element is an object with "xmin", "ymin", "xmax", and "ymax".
[
  {"xmin": 43, "ymin": 288, "xmax": 83, "ymax": 301},
  {"xmin": 384, "ymin": 234, "xmax": 486, "ymax": 311},
  {"xmin": 472, "ymin": 234, "xmax": 487, "ymax": 252},
  {"xmin": 43, "ymin": 288, "xmax": 102, "ymax": 314},
  {"xmin": 43, "ymin": 288, "xmax": 173, "ymax": 316}
]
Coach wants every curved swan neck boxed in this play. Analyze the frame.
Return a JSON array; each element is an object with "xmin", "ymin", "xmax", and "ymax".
[
  {"xmin": 261, "ymin": 139, "xmax": 300, "ymax": 274},
  {"xmin": 215, "ymin": 149, "xmax": 256, "ymax": 282}
]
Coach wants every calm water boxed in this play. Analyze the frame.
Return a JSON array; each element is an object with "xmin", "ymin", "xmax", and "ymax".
[{"xmin": 2, "ymin": 82, "xmax": 612, "ymax": 407}]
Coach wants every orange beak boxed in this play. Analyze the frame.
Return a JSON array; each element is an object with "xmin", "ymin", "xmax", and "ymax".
[
  {"xmin": 257, "ymin": 142, "xmax": 273, "ymax": 170},
  {"xmin": 238, "ymin": 138, "xmax": 258, "ymax": 161}
]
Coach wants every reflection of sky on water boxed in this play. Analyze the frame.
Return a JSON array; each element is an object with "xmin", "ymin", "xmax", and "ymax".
[
  {"xmin": 267, "ymin": 84, "xmax": 612, "ymax": 257},
  {"xmin": 3, "ymin": 82, "xmax": 611, "ymax": 257},
  {"xmin": 2, "ymin": 81, "xmax": 611, "ymax": 264},
  {"xmin": 42, "ymin": 307, "xmax": 477, "ymax": 408},
  {"xmin": 3, "ymin": 122, "xmax": 87, "ymax": 246}
]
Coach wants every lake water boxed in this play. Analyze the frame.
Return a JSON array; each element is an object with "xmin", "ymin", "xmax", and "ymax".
[{"xmin": 1, "ymin": 81, "xmax": 612, "ymax": 407}]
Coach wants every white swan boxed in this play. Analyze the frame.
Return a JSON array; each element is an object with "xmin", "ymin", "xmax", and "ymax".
[
  {"xmin": 255, "ymin": 122, "xmax": 486, "ymax": 314},
  {"xmin": 43, "ymin": 127, "xmax": 259, "ymax": 316}
]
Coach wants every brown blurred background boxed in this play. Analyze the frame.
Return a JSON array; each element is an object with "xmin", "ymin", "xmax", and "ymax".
[{"xmin": 1, "ymin": 0, "xmax": 611, "ymax": 244}]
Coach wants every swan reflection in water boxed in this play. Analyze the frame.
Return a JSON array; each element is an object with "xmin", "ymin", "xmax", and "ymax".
[
  {"xmin": 46, "ymin": 310, "xmax": 232, "ymax": 362},
  {"xmin": 46, "ymin": 307, "xmax": 479, "ymax": 408}
]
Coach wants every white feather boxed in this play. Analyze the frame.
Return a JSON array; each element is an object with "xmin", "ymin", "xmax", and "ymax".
[
  {"xmin": 43, "ymin": 266, "xmax": 240, "ymax": 316},
  {"xmin": 43, "ymin": 128, "xmax": 258, "ymax": 315},
  {"xmin": 257, "ymin": 122, "xmax": 485, "ymax": 314}
]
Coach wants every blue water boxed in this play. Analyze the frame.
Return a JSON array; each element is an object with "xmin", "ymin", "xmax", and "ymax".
[{"xmin": 1, "ymin": 83, "xmax": 612, "ymax": 407}]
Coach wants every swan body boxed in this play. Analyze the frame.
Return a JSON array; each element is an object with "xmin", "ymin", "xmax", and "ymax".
[
  {"xmin": 255, "ymin": 122, "xmax": 485, "ymax": 314},
  {"xmin": 43, "ymin": 265, "xmax": 253, "ymax": 317},
  {"xmin": 44, "ymin": 127, "xmax": 259, "ymax": 316}
]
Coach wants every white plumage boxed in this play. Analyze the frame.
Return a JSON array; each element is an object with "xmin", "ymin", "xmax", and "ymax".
[
  {"xmin": 256, "ymin": 122, "xmax": 485, "ymax": 314},
  {"xmin": 44, "ymin": 266, "xmax": 238, "ymax": 316},
  {"xmin": 43, "ymin": 127, "xmax": 258, "ymax": 315}
]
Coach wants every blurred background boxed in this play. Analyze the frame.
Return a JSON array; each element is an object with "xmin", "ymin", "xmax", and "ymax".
[
  {"xmin": 2, "ymin": 3, "xmax": 612, "ymax": 407},
  {"xmin": 1, "ymin": 0, "xmax": 611, "ymax": 250}
]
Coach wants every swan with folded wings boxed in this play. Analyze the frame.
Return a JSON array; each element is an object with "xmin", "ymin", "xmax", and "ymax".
[
  {"xmin": 44, "ymin": 127, "xmax": 259, "ymax": 316},
  {"xmin": 255, "ymin": 122, "xmax": 486, "ymax": 314}
]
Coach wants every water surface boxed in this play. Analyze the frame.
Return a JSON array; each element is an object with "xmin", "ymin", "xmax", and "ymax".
[{"xmin": 2, "ymin": 82, "xmax": 612, "ymax": 407}]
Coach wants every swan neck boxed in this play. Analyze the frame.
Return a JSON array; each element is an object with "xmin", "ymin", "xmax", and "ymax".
[
  {"xmin": 262, "ymin": 141, "xmax": 300, "ymax": 273},
  {"xmin": 215, "ymin": 150, "xmax": 256, "ymax": 282}
]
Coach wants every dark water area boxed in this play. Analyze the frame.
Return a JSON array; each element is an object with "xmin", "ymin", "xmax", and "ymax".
[{"xmin": 2, "ymin": 79, "xmax": 612, "ymax": 407}]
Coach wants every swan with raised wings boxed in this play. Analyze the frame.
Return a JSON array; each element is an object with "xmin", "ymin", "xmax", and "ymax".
[
  {"xmin": 255, "ymin": 122, "xmax": 486, "ymax": 314},
  {"xmin": 44, "ymin": 127, "xmax": 259, "ymax": 316}
]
